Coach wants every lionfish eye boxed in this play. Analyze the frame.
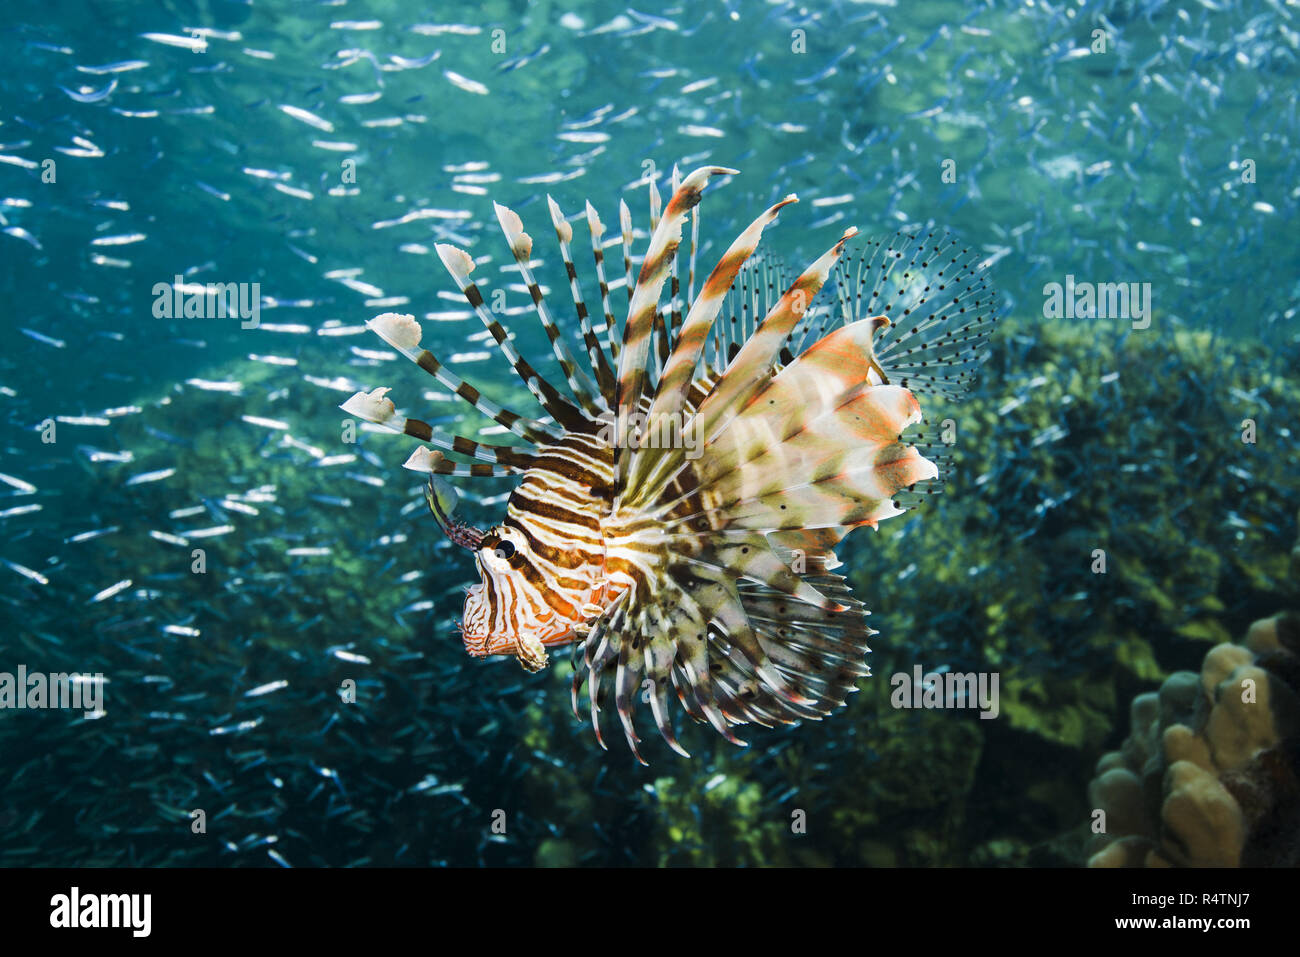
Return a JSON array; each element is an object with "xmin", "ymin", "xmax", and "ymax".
[{"xmin": 494, "ymin": 539, "xmax": 516, "ymax": 560}]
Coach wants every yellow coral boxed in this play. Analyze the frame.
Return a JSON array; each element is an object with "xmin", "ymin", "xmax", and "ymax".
[{"xmin": 1087, "ymin": 616, "xmax": 1298, "ymax": 867}]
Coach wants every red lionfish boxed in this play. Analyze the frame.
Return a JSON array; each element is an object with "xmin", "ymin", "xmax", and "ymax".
[{"xmin": 342, "ymin": 166, "xmax": 995, "ymax": 762}]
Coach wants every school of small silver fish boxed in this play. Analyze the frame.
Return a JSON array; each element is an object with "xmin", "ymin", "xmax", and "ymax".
[{"xmin": 0, "ymin": 0, "xmax": 1295, "ymax": 865}]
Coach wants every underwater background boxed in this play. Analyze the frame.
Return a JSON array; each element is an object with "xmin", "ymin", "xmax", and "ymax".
[{"xmin": 1, "ymin": 0, "xmax": 1297, "ymax": 867}]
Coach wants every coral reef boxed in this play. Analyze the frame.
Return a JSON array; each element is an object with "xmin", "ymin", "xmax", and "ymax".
[
  {"xmin": 1087, "ymin": 518, "xmax": 1300, "ymax": 867},
  {"xmin": 853, "ymin": 319, "xmax": 1297, "ymax": 754}
]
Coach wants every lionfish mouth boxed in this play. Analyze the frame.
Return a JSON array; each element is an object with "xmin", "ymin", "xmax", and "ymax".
[
  {"xmin": 459, "ymin": 628, "xmax": 521, "ymax": 659},
  {"xmin": 454, "ymin": 613, "xmax": 489, "ymax": 654}
]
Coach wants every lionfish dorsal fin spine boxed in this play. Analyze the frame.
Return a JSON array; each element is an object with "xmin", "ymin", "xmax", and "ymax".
[
  {"xmin": 360, "ymin": 312, "xmax": 558, "ymax": 446},
  {"xmin": 546, "ymin": 195, "xmax": 618, "ymax": 407},
  {"xmin": 338, "ymin": 387, "xmax": 535, "ymax": 483},
  {"xmin": 665, "ymin": 168, "xmax": 682, "ymax": 365},
  {"xmin": 618, "ymin": 198, "xmax": 634, "ymax": 306},
  {"xmin": 614, "ymin": 165, "xmax": 736, "ymax": 495},
  {"xmin": 626, "ymin": 195, "xmax": 798, "ymax": 502},
  {"xmin": 648, "ymin": 177, "xmax": 669, "ymax": 381},
  {"xmin": 491, "ymin": 202, "xmax": 604, "ymax": 417},
  {"xmin": 686, "ymin": 167, "xmax": 700, "ymax": 307},
  {"xmin": 584, "ymin": 200, "xmax": 621, "ymax": 364},
  {"xmin": 341, "ymin": 388, "xmax": 535, "ymax": 477},
  {"xmin": 647, "ymin": 176, "xmax": 662, "ymax": 230},
  {"xmin": 434, "ymin": 243, "xmax": 591, "ymax": 432}
]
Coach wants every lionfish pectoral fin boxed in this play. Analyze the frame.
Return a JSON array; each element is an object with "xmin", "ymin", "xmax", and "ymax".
[
  {"xmin": 594, "ymin": 316, "xmax": 944, "ymax": 754},
  {"xmin": 688, "ymin": 226, "xmax": 858, "ymax": 451},
  {"xmin": 614, "ymin": 645, "xmax": 648, "ymax": 766},
  {"xmin": 578, "ymin": 594, "xmax": 629, "ymax": 752},
  {"xmin": 647, "ymin": 677, "xmax": 691, "ymax": 759},
  {"xmin": 845, "ymin": 230, "xmax": 999, "ymax": 403}
]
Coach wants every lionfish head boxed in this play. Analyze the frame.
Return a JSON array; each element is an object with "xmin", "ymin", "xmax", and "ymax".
[{"xmin": 457, "ymin": 523, "xmax": 571, "ymax": 659}]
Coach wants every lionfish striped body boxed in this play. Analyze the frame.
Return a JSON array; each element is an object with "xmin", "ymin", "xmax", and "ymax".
[{"xmin": 343, "ymin": 166, "xmax": 996, "ymax": 762}]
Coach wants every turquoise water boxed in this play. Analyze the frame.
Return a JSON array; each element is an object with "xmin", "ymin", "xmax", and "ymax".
[{"xmin": 1, "ymin": 1, "xmax": 1296, "ymax": 866}]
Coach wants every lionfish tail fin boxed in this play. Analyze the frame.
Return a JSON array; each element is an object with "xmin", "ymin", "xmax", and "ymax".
[{"xmin": 838, "ymin": 229, "xmax": 999, "ymax": 403}]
